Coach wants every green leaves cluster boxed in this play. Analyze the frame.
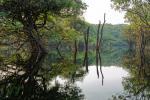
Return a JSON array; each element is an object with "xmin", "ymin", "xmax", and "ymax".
[
  {"xmin": 111, "ymin": 0, "xmax": 150, "ymax": 65},
  {"xmin": 0, "ymin": 0, "xmax": 87, "ymax": 61}
]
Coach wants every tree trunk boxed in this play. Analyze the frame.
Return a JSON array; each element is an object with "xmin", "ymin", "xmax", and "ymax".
[
  {"xmin": 96, "ymin": 21, "xmax": 101, "ymax": 78},
  {"xmin": 140, "ymin": 29, "xmax": 145, "ymax": 67},
  {"xmin": 95, "ymin": 14, "xmax": 105, "ymax": 83},
  {"xmin": 56, "ymin": 41, "xmax": 63, "ymax": 59},
  {"xmin": 24, "ymin": 25, "xmax": 47, "ymax": 76},
  {"xmin": 73, "ymin": 40, "xmax": 78, "ymax": 64},
  {"xmin": 83, "ymin": 27, "xmax": 90, "ymax": 72}
]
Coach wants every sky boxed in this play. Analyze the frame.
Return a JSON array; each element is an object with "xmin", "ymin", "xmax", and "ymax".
[{"xmin": 82, "ymin": 0, "xmax": 126, "ymax": 24}]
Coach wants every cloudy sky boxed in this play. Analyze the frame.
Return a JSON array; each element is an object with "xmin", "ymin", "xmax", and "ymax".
[{"xmin": 82, "ymin": 0, "xmax": 126, "ymax": 24}]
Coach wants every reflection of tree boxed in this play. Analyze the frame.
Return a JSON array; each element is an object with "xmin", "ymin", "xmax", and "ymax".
[
  {"xmin": 41, "ymin": 58, "xmax": 87, "ymax": 82},
  {"xmin": 122, "ymin": 76, "xmax": 150, "ymax": 100},
  {"xmin": 110, "ymin": 59, "xmax": 150, "ymax": 100},
  {"xmin": 111, "ymin": 75, "xmax": 150, "ymax": 100},
  {"xmin": 0, "ymin": 74, "xmax": 84, "ymax": 100},
  {"xmin": 0, "ymin": 56, "xmax": 86, "ymax": 99}
]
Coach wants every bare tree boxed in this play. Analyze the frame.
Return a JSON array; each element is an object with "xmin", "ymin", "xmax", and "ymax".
[
  {"xmin": 83, "ymin": 27, "xmax": 90, "ymax": 72},
  {"xmin": 95, "ymin": 14, "xmax": 106, "ymax": 85}
]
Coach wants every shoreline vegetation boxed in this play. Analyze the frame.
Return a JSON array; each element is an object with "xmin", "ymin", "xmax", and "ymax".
[{"xmin": 0, "ymin": 0, "xmax": 149, "ymax": 99}]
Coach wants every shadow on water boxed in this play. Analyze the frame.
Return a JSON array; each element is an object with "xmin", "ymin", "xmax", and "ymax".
[
  {"xmin": 0, "ymin": 47, "xmax": 126, "ymax": 100},
  {"xmin": 0, "ymin": 44, "xmax": 149, "ymax": 100},
  {"xmin": 0, "ymin": 54, "xmax": 86, "ymax": 100},
  {"xmin": 0, "ymin": 74, "xmax": 84, "ymax": 100}
]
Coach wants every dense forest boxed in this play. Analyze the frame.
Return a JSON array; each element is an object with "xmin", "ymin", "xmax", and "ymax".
[{"xmin": 0, "ymin": 0, "xmax": 150, "ymax": 100}]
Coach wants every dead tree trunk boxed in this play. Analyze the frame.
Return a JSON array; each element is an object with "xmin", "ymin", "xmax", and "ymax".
[
  {"xmin": 95, "ymin": 14, "xmax": 105, "ymax": 83},
  {"xmin": 96, "ymin": 21, "xmax": 101, "ymax": 78},
  {"xmin": 99, "ymin": 14, "xmax": 106, "ymax": 49},
  {"xmin": 83, "ymin": 27, "xmax": 90, "ymax": 72},
  {"xmin": 73, "ymin": 40, "xmax": 78, "ymax": 64}
]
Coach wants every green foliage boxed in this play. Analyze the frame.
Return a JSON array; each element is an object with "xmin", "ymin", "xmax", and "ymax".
[
  {"xmin": 44, "ymin": 22, "xmax": 128, "ymax": 66},
  {"xmin": 0, "ymin": 55, "xmax": 4, "ymax": 62},
  {"xmin": 1, "ymin": 0, "xmax": 86, "ymax": 23},
  {"xmin": 46, "ymin": 60, "xmax": 84, "ymax": 79},
  {"xmin": 111, "ymin": 0, "xmax": 150, "ymax": 66},
  {"xmin": 89, "ymin": 24, "xmax": 128, "ymax": 46},
  {"xmin": 3, "ymin": 53, "xmax": 24, "ymax": 66},
  {"xmin": 0, "ymin": 0, "xmax": 87, "ymax": 66}
]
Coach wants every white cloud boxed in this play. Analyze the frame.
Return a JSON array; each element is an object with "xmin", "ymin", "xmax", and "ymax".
[{"xmin": 82, "ymin": 0, "xmax": 126, "ymax": 24}]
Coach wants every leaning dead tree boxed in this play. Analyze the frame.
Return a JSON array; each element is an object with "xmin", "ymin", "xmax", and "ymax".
[
  {"xmin": 83, "ymin": 27, "xmax": 90, "ymax": 72},
  {"xmin": 95, "ymin": 13, "xmax": 106, "ymax": 85}
]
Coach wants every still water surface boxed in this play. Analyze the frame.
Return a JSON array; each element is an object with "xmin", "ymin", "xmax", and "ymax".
[
  {"xmin": 56, "ymin": 66, "xmax": 129, "ymax": 100},
  {"xmin": 76, "ymin": 66, "xmax": 128, "ymax": 100}
]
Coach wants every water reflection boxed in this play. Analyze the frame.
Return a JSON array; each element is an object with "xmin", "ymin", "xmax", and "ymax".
[
  {"xmin": 0, "ymin": 70, "xmax": 85, "ymax": 100},
  {"xmin": 76, "ymin": 66, "xmax": 128, "ymax": 100},
  {"xmin": 1, "ymin": 47, "xmax": 149, "ymax": 100},
  {"xmin": 110, "ymin": 65, "xmax": 150, "ymax": 100}
]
